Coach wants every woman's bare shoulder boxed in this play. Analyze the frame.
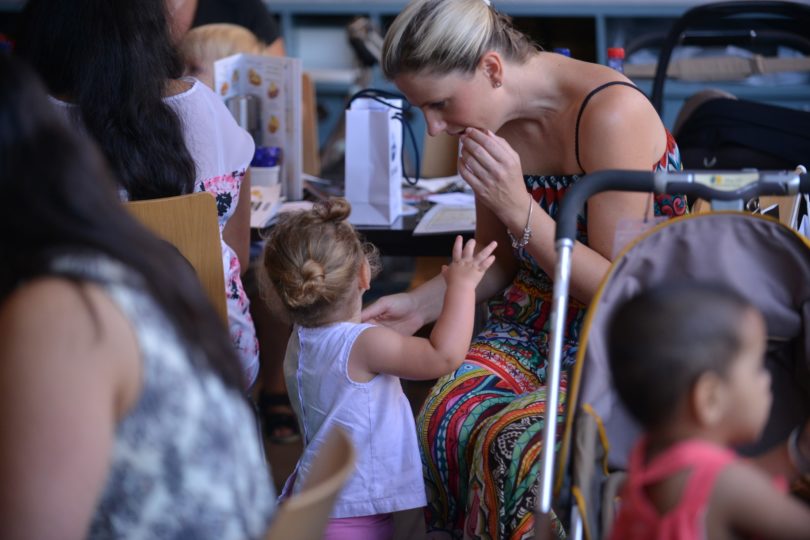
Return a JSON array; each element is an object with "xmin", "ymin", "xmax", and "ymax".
[
  {"xmin": 1, "ymin": 277, "xmax": 122, "ymax": 334},
  {"xmin": 0, "ymin": 278, "xmax": 142, "ymax": 413}
]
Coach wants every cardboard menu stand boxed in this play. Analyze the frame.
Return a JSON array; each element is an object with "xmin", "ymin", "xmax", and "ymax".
[{"xmin": 214, "ymin": 53, "xmax": 303, "ymax": 201}]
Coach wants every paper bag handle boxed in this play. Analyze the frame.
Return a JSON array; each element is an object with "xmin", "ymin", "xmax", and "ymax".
[{"xmin": 346, "ymin": 88, "xmax": 421, "ymax": 186}]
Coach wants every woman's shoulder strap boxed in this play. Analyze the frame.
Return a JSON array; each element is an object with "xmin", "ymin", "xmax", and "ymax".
[{"xmin": 575, "ymin": 81, "xmax": 648, "ymax": 173}]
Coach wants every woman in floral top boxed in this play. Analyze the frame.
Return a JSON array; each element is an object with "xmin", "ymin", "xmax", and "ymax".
[{"xmin": 18, "ymin": 0, "xmax": 260, "ymax": 387}]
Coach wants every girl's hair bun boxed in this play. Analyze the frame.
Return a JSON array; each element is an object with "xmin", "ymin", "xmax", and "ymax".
[{"xmin": 314, "ymin": 197, "xmax": 351, "ymax": 223}]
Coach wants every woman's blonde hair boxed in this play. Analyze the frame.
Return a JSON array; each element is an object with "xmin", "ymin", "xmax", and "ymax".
[
  {"xmin": 261, "ymin": 198, "xmax": 381, "ymax": 327},
  {"xmin": 382, "ymin": 0, "xmax": 538, "ymax": 79},
  {"xmin": 179, "ymin": 23, "xmax": 263, "ymax": 76}
]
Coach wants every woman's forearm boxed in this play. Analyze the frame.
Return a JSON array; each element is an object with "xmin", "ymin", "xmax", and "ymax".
[{"xmin": 500, "ymin": 198, "xmax": 609, "ymax": 305}]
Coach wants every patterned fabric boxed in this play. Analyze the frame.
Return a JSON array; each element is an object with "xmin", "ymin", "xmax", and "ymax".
[
  {"xmin": 50, "ymin": 80, "xmax": 261, "ymax": 388},
  {"xmin": 418, "ymin": 131, "xmax": 686, "ymax": 539},
  {"xmin": 170, "ymin": 79, "xmax": 260, "ymax": 387},
  {"xmin": 198, "ymin": 170, "xmax": 259, "ymax": 387},
  {"xmin": 46, "ymin": 253, "xmax": 276, "ymax": 540}
]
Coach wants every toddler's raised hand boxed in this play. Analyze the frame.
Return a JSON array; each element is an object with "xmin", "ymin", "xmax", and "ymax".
[{"xmin": 441, "ymin": 236, "xmax": 497, "ymax": 288}]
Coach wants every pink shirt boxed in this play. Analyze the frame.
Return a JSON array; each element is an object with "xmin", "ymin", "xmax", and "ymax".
[{"xmin": 609, "ymin": 438, "xmax": 737, "ymax": 540}]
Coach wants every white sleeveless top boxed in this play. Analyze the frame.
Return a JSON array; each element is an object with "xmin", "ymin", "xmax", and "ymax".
[
  {"xmin": 49, "ymin": 80, "xmax": 260, "ymax": 387},
  {"xmin": 284, "ymin": 322, "xmax": 427, "ymax": 518}
]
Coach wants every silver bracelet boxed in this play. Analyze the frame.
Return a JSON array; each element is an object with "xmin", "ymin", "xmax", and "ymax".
[
  {"xmin": 788, "ymin": 425, "xmax": 810, "ymax": 476},
  {"xmin": 507, "ymin": 196, "xmax": 534, "ymax": 249}
]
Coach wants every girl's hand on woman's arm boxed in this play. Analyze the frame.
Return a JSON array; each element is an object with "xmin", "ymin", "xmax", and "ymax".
[
  {"xmin": 360, "ymin": 290, "xmax": 428, "ymax": 337},
  {"xmin": 355, "ymin": 237, "xmax": 496, "ymax": 380}
]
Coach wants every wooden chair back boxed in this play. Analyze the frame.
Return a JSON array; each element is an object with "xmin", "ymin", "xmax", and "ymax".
[
  {"xmin": 302, "ymin": 72, "xmax": 321, "ymax": 177},
  {"xmin": 125, "ymin": 192, "xmax": 228, "ymax": 323},
  {"xmin": 265, "ymin": 427, "xmax": 356, "ymax": 540}
]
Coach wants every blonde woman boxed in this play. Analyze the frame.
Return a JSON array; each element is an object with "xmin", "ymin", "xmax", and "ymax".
[
  {"xmin": 361, "ymin": 0, "xmax": 687, "ymax": 537},
  {"xmin": 169, "ymin": 0, "xmax": 285, "ymax": 56},
  {"xmin": 179, "ymin": 23, "xmax": 264, "ymax": 89}
]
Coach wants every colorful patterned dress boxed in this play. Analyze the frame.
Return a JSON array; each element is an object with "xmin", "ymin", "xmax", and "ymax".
[{"xmin": 418, "ymin": 131, "xmax": 686, "ymax": 539}]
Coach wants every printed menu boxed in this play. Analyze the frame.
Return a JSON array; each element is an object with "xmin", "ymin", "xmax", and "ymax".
[{"xmin": 214, "ymin": 53, "xmax": 303, "ymax": 200}]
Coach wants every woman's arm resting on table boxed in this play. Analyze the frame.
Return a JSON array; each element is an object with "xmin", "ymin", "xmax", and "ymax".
[
  {"xmin": 223, "ymin": 169, "xmax": 252, "ymax": 275},
  {"xmin": 0, "ymin": 279, "xmax": 140, "ymax": 540}
]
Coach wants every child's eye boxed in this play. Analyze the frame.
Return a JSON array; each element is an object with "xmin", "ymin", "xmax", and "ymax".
[{"xmin": 429, "ymin": 101, "xmax": 447, "ymax": 110}]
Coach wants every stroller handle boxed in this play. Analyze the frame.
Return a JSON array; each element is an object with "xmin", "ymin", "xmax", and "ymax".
[{"xmin": 555, "ymin": 168, "xmax": 810, "ymax": 242}]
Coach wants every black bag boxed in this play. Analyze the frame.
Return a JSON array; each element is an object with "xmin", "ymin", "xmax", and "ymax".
[
  {"xmin": 675, "ymin": 96, "xmax": 810, "ymax": 170},
  {"xmin": 650, "ymin": 1, "xmax": 810, "ymax": 170}
]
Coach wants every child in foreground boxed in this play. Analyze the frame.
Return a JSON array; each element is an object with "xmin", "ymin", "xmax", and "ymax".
[
  {"xmin": 608, "ymin": 284, "xmax": 810, "ymax": 539},
  {"xmin": 260, "ymin": 197, "xmax": 496, "ymax": 539}
]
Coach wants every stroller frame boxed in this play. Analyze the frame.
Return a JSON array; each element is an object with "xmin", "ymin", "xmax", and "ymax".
[{"xmin": 534, "ymin": 167, "xmax": 810, "ymax": 539}]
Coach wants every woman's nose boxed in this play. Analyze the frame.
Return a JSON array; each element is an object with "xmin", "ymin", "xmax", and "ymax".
[{"xmin": 424, "ymin": 111, "xmax": 446, "ymax": 137}]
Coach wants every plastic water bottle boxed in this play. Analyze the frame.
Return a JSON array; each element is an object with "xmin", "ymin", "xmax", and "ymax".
[
  {"xmin": 607, "ymin": 47, "xmax": 625, "ymax": 73},
  {"xmin": 251, "ymin": 146, "xmax": 282, "ymax": 188}
]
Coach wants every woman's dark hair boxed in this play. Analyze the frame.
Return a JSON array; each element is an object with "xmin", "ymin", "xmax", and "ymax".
[
  {"xmin": 0, "ymin": 53, "xmax": 242, "ymax": 390},
  {"xmin": 15, "ymin": 0, "xmax": 196, "ymax": 200},
  {"xmin": 607, "ymin": 283, "xmax": 755, "ymax": 430}
]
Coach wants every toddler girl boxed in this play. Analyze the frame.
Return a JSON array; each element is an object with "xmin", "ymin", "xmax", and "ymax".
[
  {"xmin": 608, "ymin": 283, "xmax": 810, "ymax": 539},
  {"xmin": 260, "ymin": 198, "xmax": 496, "ymax": 539}
]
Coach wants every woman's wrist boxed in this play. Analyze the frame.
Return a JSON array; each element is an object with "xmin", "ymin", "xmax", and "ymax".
[
  {"xmin": 413, "ymin": 274, "xmax": 448, "ymax": 325},
  {"xmin": 506, "ymin": 195, "xmax": 534, "ymax": 249}
]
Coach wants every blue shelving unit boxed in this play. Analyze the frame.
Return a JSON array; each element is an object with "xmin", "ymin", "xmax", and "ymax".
[{"xmin": 265, "ymin": 0, "xmax": 810, "ymax": 158}]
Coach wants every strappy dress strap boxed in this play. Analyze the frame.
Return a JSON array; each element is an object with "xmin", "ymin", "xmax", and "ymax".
[{"xmin": 575, "ymin": 81, "xmax": 648, "ymax": 173}]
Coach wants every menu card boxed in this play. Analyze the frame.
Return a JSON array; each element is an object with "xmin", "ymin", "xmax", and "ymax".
[{"xmin": 214, "ymin": 53, "xmax": 303, "ymax": 200}]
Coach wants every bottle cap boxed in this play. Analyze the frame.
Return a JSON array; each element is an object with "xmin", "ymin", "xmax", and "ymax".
[
  {"xmin": 251, "ymin": 146, "xmax": 282, "ymax": 167},
  {"xmin": 607, "ymin": 47, "xmax": 625, "ymax": 59},
  {"xmin": 553, "ymin": 47, "xmax": 571, "ymax": 57}
]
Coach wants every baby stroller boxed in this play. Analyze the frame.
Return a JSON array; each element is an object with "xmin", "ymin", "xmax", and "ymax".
[{"xmin": 534, "ymin": 167, "xmax": 810, "ymax": 539}]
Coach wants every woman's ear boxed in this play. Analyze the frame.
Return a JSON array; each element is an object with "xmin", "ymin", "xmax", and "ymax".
[
  {"xmin": 359, "ymin": 258, "xmax": 371, "ymax": 292},
  {"xmin": 478, "ymin": 51, "xmax": 504, "ymax": 88},
  {"xmin": 692, "ymin": 371, "xmax": 730, "ymax": 427}
]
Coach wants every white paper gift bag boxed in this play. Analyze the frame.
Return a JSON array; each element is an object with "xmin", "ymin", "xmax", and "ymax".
[{"xmin": 344, "ymin": 96, "xmax": 404, "ymax": 226}]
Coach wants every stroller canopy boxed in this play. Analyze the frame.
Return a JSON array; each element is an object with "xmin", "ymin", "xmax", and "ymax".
[{"xmin": 569, "ymin": 212, "xmax": 810, "ymax": 473}]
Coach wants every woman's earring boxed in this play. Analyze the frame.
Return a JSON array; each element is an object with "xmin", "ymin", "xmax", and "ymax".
[{"xmin": 493, "ymin": 80, "xmax": 502, "ymax": 88}]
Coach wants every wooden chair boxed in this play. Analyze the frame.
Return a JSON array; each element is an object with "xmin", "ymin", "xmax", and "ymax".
[
  {"xmin": 265, "ymin": 427, "xmax": 356, "ymax": 540},
  {"xmin": 301, "ymin": 72, "xmax": 321, "ymax": 177},
  {"xmin": 125, "ymin": 192, "xmax": 228, "ymax": 323}
]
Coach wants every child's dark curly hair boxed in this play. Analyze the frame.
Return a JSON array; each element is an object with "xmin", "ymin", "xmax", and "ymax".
[{"xmin": 608, "ymin": 283, "xmax": 755, "ymax": 430}]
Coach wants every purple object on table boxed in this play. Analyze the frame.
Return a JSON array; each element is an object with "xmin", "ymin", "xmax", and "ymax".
[{"xmin": 252, "ymin": 145, "xmax": 282, "ymax": 167}]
